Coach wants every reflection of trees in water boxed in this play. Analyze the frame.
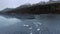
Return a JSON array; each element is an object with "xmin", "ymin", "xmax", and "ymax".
[
  {"xmin": 47, "ymin": 14, "xmax": 55, "ymax": 20},
  {"xmin": 40, "ymin": 14, "xmax": 58, "ymax": 20}
]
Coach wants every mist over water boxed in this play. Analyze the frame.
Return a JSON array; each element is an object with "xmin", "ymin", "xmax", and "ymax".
[{"xmin": 0, "ymin": 14, "xmax": 60, "ymax": 34}]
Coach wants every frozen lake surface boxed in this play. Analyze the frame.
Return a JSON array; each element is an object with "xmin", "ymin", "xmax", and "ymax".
[{"xmin": 0, "ymin": 14, "xmax": 60, "ymax": 34}]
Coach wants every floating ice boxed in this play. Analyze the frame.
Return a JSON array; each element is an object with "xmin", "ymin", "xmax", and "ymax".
[
  {"xmin": 33, "ymin": 22, "xmax": 38, "ymax": 28},
  {"xmin": 30, "ymin": 32, "xmax": 33, "ymax": 34},
  {"xmin": 37, "ymin": 28, "xmax": 40, "ymax": 31},
  {"xmin": 37, "ymin": 22, "xmax": 42, "ymax": 25},
  {"xmin": 23, "ymin": 24, "xmax": 29, "ymax": 27},
  {"xmin": 33, "ymin": 21, "xmax": 42, "ymax": 28},
  {"xmin": 29, "ymin": 27, "xmax": 32, "ymax": 29}
]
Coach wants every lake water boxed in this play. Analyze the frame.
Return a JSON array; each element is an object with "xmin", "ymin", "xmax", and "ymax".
[{"xmin": 0, "ymin": 14, "xmax": 60, "ymax": 34}]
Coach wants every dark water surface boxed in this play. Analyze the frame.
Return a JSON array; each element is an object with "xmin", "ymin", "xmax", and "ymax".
[{"xmin": 0, "ymin": 14, "xmax": 60, "ymax": 34}]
